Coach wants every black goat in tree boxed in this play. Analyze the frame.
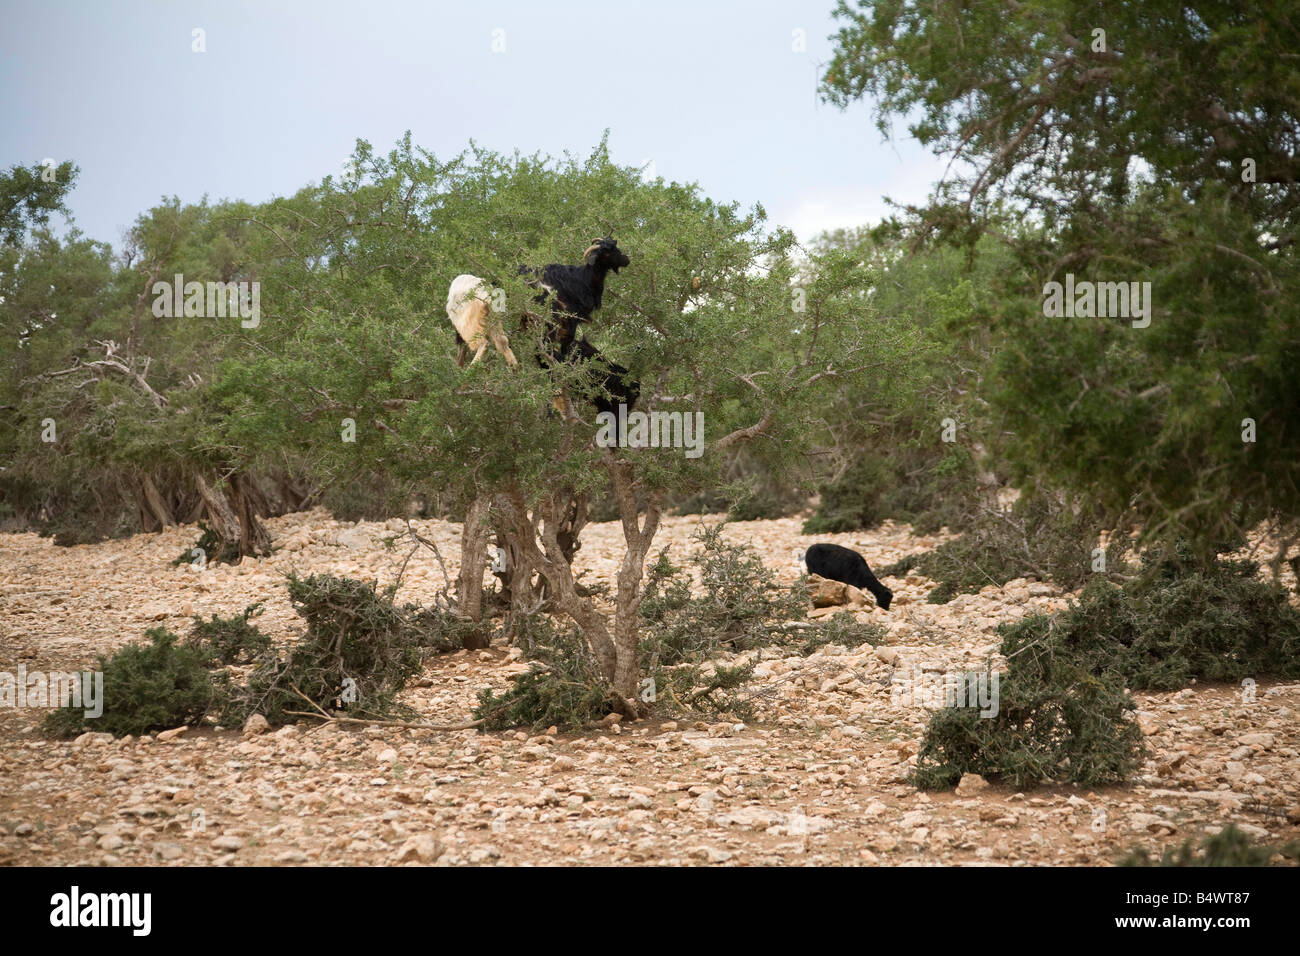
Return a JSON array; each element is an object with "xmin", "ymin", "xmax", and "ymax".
[
  {"xmin": 520, "ymin": 236, "xmax": 639, "ymax": 416},
  {"xmin": 453, "ymin": 239, "xmax": 640, "ymax": 633},
  {"xmin": 512, "ymin": 237, "xmax": 638, "ymax": 588}
]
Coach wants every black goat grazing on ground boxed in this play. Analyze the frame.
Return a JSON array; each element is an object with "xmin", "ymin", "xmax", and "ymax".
[
  {"xmin": 805, "ymin": 543, "xmax": 893, "ymax": 610},
  {"xmin": 520, "ymin": 237, "xmax": 638, "ymax": 415}
]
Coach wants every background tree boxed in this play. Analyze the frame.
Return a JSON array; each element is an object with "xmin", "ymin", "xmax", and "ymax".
[
  {"xmin": 0, "ymin": 180, "xmax": 303, "ymax": 550},
  {"xmin": 801, "ymin": 224, "xmax": 1017, "ymax": 535},
  {"xmin": 822, "ymin": 0, "xmax": 1300, "ymax": 569},
  {"xmin": 0, "ymin": 160, "xmax": 78, "ymax": 246}
]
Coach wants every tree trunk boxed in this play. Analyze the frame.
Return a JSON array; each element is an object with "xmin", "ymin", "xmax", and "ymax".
[
  {"xmin": 228, "ymin": 473, "xmax": 272, "ymax": 555},
  {"xmin": 457, "ymin": 494, "xmax": 491, "ymax": 623},
  {"xmin": 137, "ymin": 497, "xmax": 157, "ymax": 534},
  {"xmin": 612, "ymin": 543, "xmax": 651, "ymax": 703},
  {"xmin": 469, "ymin": 459, "xmax": 662, "ymax": 721},
  {"xmin": 489, "ymin": 494, "xmax": 544, "ymax": 650},
  {"xmin": 195, "ymin": 473, "xmax": 242, "ymax": 561},
  {"xmin": 556, "ymin": 491, "xmax": 589, "ymax": 567},
  {"xmin": 488, "ymin": 488, "xmax": 589, "ymax": 640},
  {"xmin": 491, "ymin": 517, "xmax": 534, "ymax": 636},
  {"xmin": 608, "ymin": 459, "xmax": 661, "ymax": 707},
  {"xmin": 497, "ymin": 487, "xmax": 620, "ymax": 680},
  {"xmin": 140, "ymin": 473, "xmax": 175, "ymax": 530},
  {"xmin": 195, "ymin": 473, "xmax": 271, "ymax": 561},
  {"xmin": 183, "ymin": 493, "xmax": 205, "ymax": 523}
]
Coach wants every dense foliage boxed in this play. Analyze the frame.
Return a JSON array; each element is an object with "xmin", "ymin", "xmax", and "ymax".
[
  {"xmin": 1002, "ymin": 554, "xmax": 1300, "ymax": 691},
  {"xmin": 43, "ymin": 628, "xmax": 226, "ymax": 739},
  {"xmin": 823, "ymin": 0, "xmax": 1300, "ymax": 564}
]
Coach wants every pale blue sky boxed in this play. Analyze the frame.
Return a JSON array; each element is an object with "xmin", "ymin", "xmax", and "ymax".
[{"xmin": 1, "ymin": 0, "xmax": 948, "ymax": 248}]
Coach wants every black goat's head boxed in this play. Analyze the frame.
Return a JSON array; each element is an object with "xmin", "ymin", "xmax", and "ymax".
[{"xmin": 582, "ymin": 236, "xmax": 629, "ymax": 273}]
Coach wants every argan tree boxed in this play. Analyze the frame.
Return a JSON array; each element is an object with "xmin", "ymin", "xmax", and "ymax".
[
  {"xmin": 209, "ymin": 134, "xmax": 919, "ymax": 711},
  {"xmin": 1, "ymin": 185, "xmax": 298, "ymax": 553},
  {"xmin": 822, "ymin": 0, "xmax": 1300, "ymax": 569}
]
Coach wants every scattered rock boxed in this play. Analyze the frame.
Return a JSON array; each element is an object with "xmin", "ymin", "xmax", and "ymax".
[
  {"xmin": 153, "ymin": 842, "xmax": 183, "ymax": 861},
  {"xmin": 73, "ymin": 732, "xmax": 114, "ymax": 748},
  {"xmin": 955, "ymin": 773, "xmax": 990, "ymax": 796},
  {"xmin": 395, "ymin": 835, "xmax": 444, "ymax": 863},
  {"xmin": 807, "ymin": 574, "xmax": 866, "ymax": 608},
  {"xmin": 688, "ymin": 846, "xmax": 733, "ymax": 863},
  {"xmin": 1129, "ymin": 813, "xmax": 1176, "ymax": 835},
  {"xmin": 717, "ymin": 807, "xmax": 785, "ymax": 830},
  {"xmin": 467, "ymin": 845, "xmax": 501, "ymax": 864}
]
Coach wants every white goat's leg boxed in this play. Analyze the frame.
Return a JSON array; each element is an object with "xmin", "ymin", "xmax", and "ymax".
[
  {"xmin": 491, "ymin": 328, "xmax": 518, "ymax": 367},
  {"xmin": 463, "ymin": 299, "xmax": 490, "ymax": 365}
]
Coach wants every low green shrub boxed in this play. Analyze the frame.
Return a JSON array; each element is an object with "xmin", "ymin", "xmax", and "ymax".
[
  {"xmin": 473, "ymin": 622, "xmax": 614, "ymax": 731},
  {"xmin": 187, "ymin": 603, "xmax": 272, "ymax": 665},
  {"xmin": 220, "ymin": 573, "xmax": 469, "ymax": 726},
  {"xmin": 1119, "ymin": 824, "xmax": 1300, "ymax": 867},
  {"xmin": 911, "ymin": 661, "xmax": 1144, "ymax": 791},
  {"xmin": 1003, "ymin": 554, "xmax": 1300, "ymax": 691},
  {"xmin": 652, "ymin": 660, "xmax": 758, "ymax": 722},
  {"xmin": 638, "ymin": 523, "xmax": 807, "ymax": 663},
  {"xmin": 43, "ymin": 628, "xmax": 227, "ymax": 738},
  {"xmin": 898, "ymin": 493, "xmax": 1121, "ymax": 603},
  {"xmin": 913, "ymin": 551, "xmax": 1300, "ymax": 790},
  {"xmin": 43, "ymin": 573, "xmax": 489, "ymax": 736},
  {"xmin": 878, "ymin": 553, "xmax": 925, "ymax": 578}
]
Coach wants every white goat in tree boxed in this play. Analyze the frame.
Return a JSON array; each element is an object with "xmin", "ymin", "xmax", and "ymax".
[{"xmin": 445, "ymin": 274, "xmax": 518, "ymax": 368}]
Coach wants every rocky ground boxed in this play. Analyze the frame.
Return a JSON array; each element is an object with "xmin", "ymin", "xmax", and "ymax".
[{"xmin": 1, "ymin": 510, "xmax": 1297, "ymax": 866}]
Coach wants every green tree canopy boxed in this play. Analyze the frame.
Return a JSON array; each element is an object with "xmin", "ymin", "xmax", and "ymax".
[
  {"xmin": 192, "ymin": 133, "xmax": 920, "ymax": 700},
  {"xmin": 823, "ymin": 0, "xmax": 1300, "ymax": 562},
  {"xmin": 0, "ymin": 160, "xmax": 78, "ymax": 246}
]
